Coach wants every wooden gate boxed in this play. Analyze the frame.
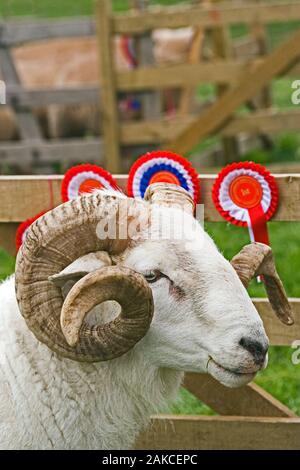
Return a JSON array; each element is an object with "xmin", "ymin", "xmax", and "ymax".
[
  {"xmin": 0, "ymin": 16, "xmax": 101, "ymax": 172},
  {"xmin": 97, "ymin": 0, "xmax": 300, "ymax": 172}
]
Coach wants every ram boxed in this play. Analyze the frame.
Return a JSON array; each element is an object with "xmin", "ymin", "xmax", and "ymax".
[{"xmin": 0, "ymin": 183, "xmax": 292, "ymax": 449}]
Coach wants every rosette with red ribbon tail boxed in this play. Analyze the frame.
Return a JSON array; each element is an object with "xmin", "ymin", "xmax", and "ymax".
[
  {"xmin": 127, "ymin": 151, "xmax": 200, "ymax": 203},
  {"xmin": 212, "ymin": 162, "xmax": 278, "ymax": 245},
  {"xmin": 16, "ymin": 211, "xmax": 46, "ymax": 252},
  {"xmin": 61, "ymin": 164, "xmax": 121, "ymax": 202}
]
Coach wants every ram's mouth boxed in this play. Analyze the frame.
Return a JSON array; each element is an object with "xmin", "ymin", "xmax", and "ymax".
[{"xmin": 206, "ymin": 356, "xmax": 257, "ymax": 388}]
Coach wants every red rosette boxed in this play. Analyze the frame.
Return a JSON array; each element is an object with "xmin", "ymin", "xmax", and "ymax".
[
  {"xmin": 127, "ymin": 150, "xmax": 200, "ymax": 203},
  {"xmin": 16, "ymin": 211, "xmax": 46, "ymax": 252},
  {"xmin": 61, "ymin": 164, "xmax": 121, "ymax": 202},
  {"xmin": 212, "ymin": 162, "xmax": 278, "ymax": 245}
]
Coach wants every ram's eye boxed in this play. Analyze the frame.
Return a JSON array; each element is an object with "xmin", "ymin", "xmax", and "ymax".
[{"xmin": 144, "ymin": 270, "xmax": 163, "ymax": 283}]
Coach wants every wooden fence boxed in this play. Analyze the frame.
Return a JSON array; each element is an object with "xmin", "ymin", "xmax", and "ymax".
[
  {"xmin": 97, "ymin": 0, "xmax": 300, "ymax": 172},
  {"xmin": 0, "ymin": 172, "xmax": 299, "ymax": 449},
  {"xmin": 0, "ymin": 16, "xmax": 102, "ymax": 172},
  {"xmin": 0, "ymin": 1, "xmax": 171, "ymax": 173},
  {"xmin": 2, "ymin": 1, "xmax": 300, "ymax": 173}
]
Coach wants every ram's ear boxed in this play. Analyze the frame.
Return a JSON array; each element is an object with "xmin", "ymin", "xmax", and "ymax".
[{"xmin": 48, "ymin": 251, "xmax": 112, "ymax": 299}]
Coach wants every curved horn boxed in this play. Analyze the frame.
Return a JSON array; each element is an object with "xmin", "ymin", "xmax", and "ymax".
[
  {"xmin": 145, "ymin": 183, "xmax": 194, "ymax": 214},
  {"xmin": 61, "ymin": 266, "xmax": 153, "ymax": 360},
  {"xmin": 231, "ymin": 242, "xmax": 294, "ymax": 325},
  {"xmin": 15, "ymin": 192, "xmax": 153, "ymax": 362}
]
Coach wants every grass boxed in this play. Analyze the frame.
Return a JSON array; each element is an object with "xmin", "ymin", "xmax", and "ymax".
[
  {"xmin": 0, "ymin": 249, "xmax": 15, "ymax": 280},
  {"xmin": 0, "ymin": 0, "xmax": 299, "ymax": 416},
  {"xmin": 0, "ymin": 0, "xmax": 191, "ymax": 17}
]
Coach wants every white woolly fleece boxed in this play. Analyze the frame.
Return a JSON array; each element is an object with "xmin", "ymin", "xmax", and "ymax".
[{"xmin": 0, "ymin": 276, "xmax": 182, "ymax": 450}]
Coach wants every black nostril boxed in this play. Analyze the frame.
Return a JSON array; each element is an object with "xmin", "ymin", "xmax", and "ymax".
[{"xmin": 239, "ymin": 337, "xmax": 269, "ymax": 365}]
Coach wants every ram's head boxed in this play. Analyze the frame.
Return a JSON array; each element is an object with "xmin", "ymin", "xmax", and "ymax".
[{"xmin": 15, "ymin": 184, "xmax": 293, "ymax": 387}]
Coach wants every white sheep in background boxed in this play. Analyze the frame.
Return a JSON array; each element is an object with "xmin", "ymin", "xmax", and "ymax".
[{"xmin": 0, "ymin": 183, "xmax": 292, "ymax": 449}]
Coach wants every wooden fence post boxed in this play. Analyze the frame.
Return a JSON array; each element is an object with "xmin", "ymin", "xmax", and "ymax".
[
  {"xmin": 210, "ymin": 0, "xmax": 240, "ymax": 163},
  {"xmin": 96, "ymin": 0, "xmax": 121, "ymax": 173}
]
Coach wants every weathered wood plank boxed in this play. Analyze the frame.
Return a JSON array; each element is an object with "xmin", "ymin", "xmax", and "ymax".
[
  {"xmin": 121, "ymin": 115, "xmax": 194, "ymax": 144},
  {"xmin": 0, "ymin": 18, "xmax": 95, "ymax": 46},
  {"xmin": 167, "ymin": 29, "xmax": 300, "ymax": 154},
  {"xmin": 120, "ymin": 110, "xmax": 300, "ymax": 144},
  {"xmin": 0, "ymin": 174, "xmax": 300, "ymax": 222},
  {"xmin": 113, "ymin": 2, "xmax": 300, "ymax": 34},
  {"xmin": 116, "ymin": 58, "xmax": 300, "ymax": 91},
  {"xmin": 135, "ymin": 415, "xmax": 300, "ymax": 449},
  {"xmin": 0, "ymin": 176, "xmax": 62, "ymax": 223},
  {"xmin": 6, "ymin": 85, "xmax": 99, "ymax": 107},
  {"xmin": 223, "ymin": 109, "xmax": 300, "ymax": 136},
  {"xmin": 254, "ymin": 297, "xmax": 300, "ymax": 346},
  {"xmin": 210, "ymin": 0, "xmax": 239, "ymax": 163},
  {"xmin": 136, "ymin": 0, "xmax": 162, "ymax": 121},
  {"xmin": 184, "ymin": 373, "xmax": 295, "ymax": 417},
  {"xmin": 117, "ymin": 60, "xmax": 253, "ymax": 90},
  {"xmin": 250, "ymin": 6, "xmax": 272, "ymax": 110},
  {"xmin": 178, "ymin": 27, "xmax": 204, "ymax": 116},
  {"xmin": 96, "ymin": 0, "xmax": 121, "ymax": 173},
  {"xmin": 234, "ymin": 35, "xmax": 260, "ymax": 59},
  {"xmin": 0, "ymin": 139, "xmax": 103, "ymax": 167}
]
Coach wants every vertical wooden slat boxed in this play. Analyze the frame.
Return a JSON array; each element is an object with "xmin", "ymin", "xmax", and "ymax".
[
  {"xmin": 96, "ymin": 0, "xmax": 121, "ymax": 173},
  {"xmin": 210, "ymin": 0, "xmax": 239, "ymax": 163},
  {"xmin": 178, "ymin": 27, "xmax": 204, "ymax": 116},
  {"xmin": 250, "ymin": 0, "xmax": 272, "ymax": 109},
  {"xmin": 136, "ymin": 0, "xmax": 161, "ymax": 120}
]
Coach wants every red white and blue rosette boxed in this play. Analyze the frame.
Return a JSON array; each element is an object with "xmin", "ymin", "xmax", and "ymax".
[
  {"xmin": 212, "ymin": 162, "xmax": 278, "ymax": 245},
  {"xmin": 61, "ymin": 164, "xmax": 121, "ymax": 202},
  {"xmin": 16, "ymin": 211, "xmax": 46, "ymax": 252},
  {"xmin": 127, "ymin": 151, "xmax": 200, "ymax": 203}
]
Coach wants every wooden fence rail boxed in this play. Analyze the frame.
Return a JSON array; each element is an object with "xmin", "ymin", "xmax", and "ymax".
[
  {"xmin": 2, "ymin": 107, "xmax": 300, "ymax": 169},
  {"xmin": 135, "ymin": 415, "xmax": 300, "ymax": 449},
  {"xmin": 0, "ymin": 173, "xmax": 299, "ymax": 223},
  {"xmin": 0, "ymin": 18, "xmax": 95, "ymax": 46},
  {"xmin": 113, "ymin": 1, "xmax": 300, "ymax": 34},
  {"xmin": 5, "ymin": 85, "xmax": 99, "ymax": 107}
]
